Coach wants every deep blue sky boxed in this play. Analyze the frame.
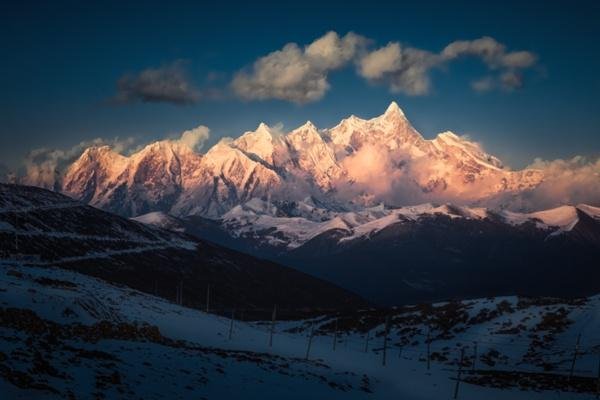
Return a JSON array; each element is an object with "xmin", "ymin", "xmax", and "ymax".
[{"xmin": 1, "ymin": 1, "xmax": 599, "ymax": 170}]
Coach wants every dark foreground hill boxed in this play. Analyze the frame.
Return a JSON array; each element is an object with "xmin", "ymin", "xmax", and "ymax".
[{"xmin": 0, "ymin": 184, "xmax": 366, "ymax": 317}]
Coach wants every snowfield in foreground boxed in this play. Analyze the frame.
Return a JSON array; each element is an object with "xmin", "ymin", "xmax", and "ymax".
[{"xmin": 1, "ymin": 261, "xmax": 600, "ymax": 399}]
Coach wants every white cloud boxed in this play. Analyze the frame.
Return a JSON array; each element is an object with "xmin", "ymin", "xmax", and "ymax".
[
  {"xmin": 231, "ymin": 31, "xmax": 368, "ymax": 104},
  {"xmin": 305, "ymin": 31, "xmax": 367, "ymax": 69},
  {"xmin": 358, "ymin": 42, "xmax": 440, "ymax": 95},
  {"xmin": 232, "ymin": 33, "xmax": 538, "ymax": 102},
  {"xmin": 500, "ymin": 51, "xmax": 537, "ymax": 69},
  {"xmin": 340, "ymin": 144, "xmax": 402, "ymax": 195},
  {"xmin": 471, "ymin": 76, "xmax": 495, "ymax": 92},
  {"xmin": 471, "ymin": 71, "xmax": 525, "ymax": 92},
  {"xmin": 499, "ymin": 70, "xmax": 524, "ymax": 90},
  {"xmin": 358, "ymin": 43, "xmax": 402, "ymax": 79},
  {"xmin": 114, "ymin": 61, "xmax": 200, "ymax": 105},
  {"xmin": 442, "ymin": 37, "xmax": 536, "ymax": 92},
  {"xmin": 331, "ymin": 134, "xmax": 600, "ymax": 211},
  {"xmin": 357, "ymin": 36, "xmax": 537, "ymax": 96},
  {"xmin": 441, "ymin": 37, "xmax": 537, "ymax": 69},
  {"xmin": 176, "ymin": 125, "xmax": 210, "ymax": 152},
  {"xmin": 516, "ymin": 156, "xmax": 600, "ymax": 209}
]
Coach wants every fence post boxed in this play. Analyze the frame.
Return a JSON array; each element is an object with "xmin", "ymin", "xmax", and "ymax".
[
  {"xmin": 333, "ymin": 318, "xmax": 338, "ymax": 351},
  {"xmin": 453, "ymin": 348, "xmax": 465, "ymax": 399},
  {"xmin": 426, "ymin": 325, "xmax": 431, "ymax": 370},
  {"xmin": 15, "ymin": 212, "xmax": 18, "ymax": 253},
  {"xmin": 382, "ymin": 315, "xmax": 391, "ymax": 366},
  {"xmin": 228, "ymin": 309, "xmax": 235, "ymax": 340},
  {"xmin": 305, "ymin": 322, "xmax": 314, "ymax": 360},
  {"xmin": 179, "ymin": 281, "xmax": 183, "ymax": 305},
  {"xmin": 268, "ymin": 304, "xmax": 277, "ymax": 347},
  {"xmin": 569, "ymin": 333, "xmax": 581, "ymax": 381},
  {"xmin": 175, "ymin": 281, "xmax": 182, "ymax": 305},
  {"xmin": 364, "ymin": 330, "xmax": 370, "ymax": 353},
  {"xmin": 205, "ymin": 284, "xmax": 210, "ymax": 313},
  {"xmin": 472, "ymin": 341, "xmax": 478, "ymax": 372},
  {"xmin": 596, "ymin": 354, "xmax": 600, "ymax": 398}
]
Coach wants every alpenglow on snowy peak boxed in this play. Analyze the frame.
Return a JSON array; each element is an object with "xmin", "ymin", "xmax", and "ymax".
[{"xmin": 57, "ymin": 102, "xmax": 544, "ymax": 218}]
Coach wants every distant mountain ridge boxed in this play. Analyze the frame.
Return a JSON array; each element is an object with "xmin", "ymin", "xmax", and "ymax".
[
  {"xmin": 135, "ymin": 199, "xmax": 600, "ymax": 305},
  {"xmin": 52, "ymin": 102, "xmax": 544, "ymax": 218}
]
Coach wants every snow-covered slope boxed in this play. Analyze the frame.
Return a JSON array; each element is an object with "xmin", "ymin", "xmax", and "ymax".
[
  {"xmin": 198, "ymin": 199, "xmax": 597, "ymax": 251},
  {"xmin": 56, "ymin": 102, "xmax": 546, "ymax": 218},
  {"xmin": 131, "ymin": 211, "xmax": 186, "ymax": 232},
  {"xmin": 1, "ymin": 261, "xmax": 599, "ymax": 399}
]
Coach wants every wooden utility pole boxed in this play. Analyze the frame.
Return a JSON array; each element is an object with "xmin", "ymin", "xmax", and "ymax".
[
  {"xmin": 453, "ymin": 348, "xmax": 465, "ymax": 399},
  {"xmin": 305, "ymin": 322, "xmax": 314, "ymax": 360},
  {"xmin": 569, "ymin": 334, "xmax": 581, "ymax": 381},
  {"xmin": 268, "ymin": 304, "xmax": 277, "ymax": 347},
  {"xmin": 332, "ymin": 318, "xmax": 338, "ymax": 351},
  {"xmin": 382, "ymin": 315, "xmax": 391, "ymax": 366}
]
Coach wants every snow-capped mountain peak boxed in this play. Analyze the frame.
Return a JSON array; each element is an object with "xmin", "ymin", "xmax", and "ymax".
[
  {"xmin": 381, "ymin": 100, "xmax": 406, "ymax": 119},
  {"xmin": 232, "ymin": 122, "xmax": 287, "ymax": 166},
  {"xmin": 329, "ymin": 101, "xmax": 423, "ymax": 153},
  {"xmin": 293, "ymin": 120, "xmax": 318, "ymax": 133}
]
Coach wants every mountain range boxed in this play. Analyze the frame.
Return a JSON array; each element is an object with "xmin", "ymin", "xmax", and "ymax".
[
  {"xmin": 51, "ymin": 102, "xmax": 545, "ymax": 218},
  {"xmin": 15, "ymin": 103, "xmax": 600, "ymax": 305},
  {"xmin": 136, "ymin": 200, "xmax": 600, "ymax": 305}
]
